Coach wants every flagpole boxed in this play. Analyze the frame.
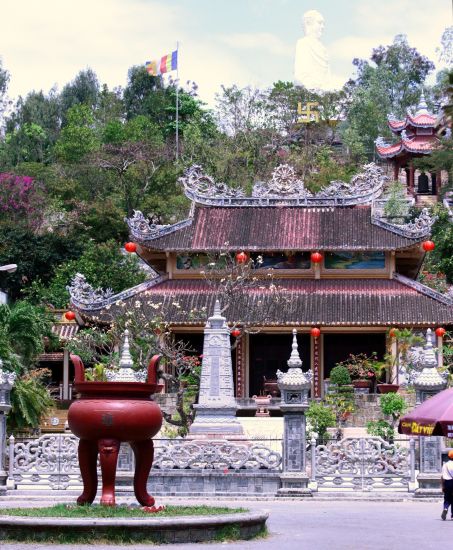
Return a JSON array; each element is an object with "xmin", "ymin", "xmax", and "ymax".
[{"xmin": 175, "ymin": 41, "xmax": 179, "ymax": 161}]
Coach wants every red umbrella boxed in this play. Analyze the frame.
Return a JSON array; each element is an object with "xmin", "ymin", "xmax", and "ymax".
[{"xmin": 398, "ymin": 387, "xmax": 453, "ymax": 437}]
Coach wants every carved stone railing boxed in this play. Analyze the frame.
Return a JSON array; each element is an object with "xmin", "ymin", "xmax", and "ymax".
[
  {"xmin": 68, "ymin": 273, "xmax": 168, "ymax": 312},
  {"xmin": 312, "ymin": 437, "xmax": 413, "ymax": 491},
  {"xmin": 394, "ymin": 273, "xmax": 453, "ymax": 307},
  {"xmin": 7, "ymin": 434, "xmax": 282, "ymax": 491},
  {"xmin": 178, "ymin": 163, "xmax": 387, "ymax": 208},
  {"xmin": 153, "ymin": 440, "xmax": 282, "ymax": 470}
]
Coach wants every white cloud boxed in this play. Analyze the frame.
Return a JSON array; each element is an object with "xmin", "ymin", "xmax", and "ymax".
[{"xmin": 218, "ymin": 32, "xmax": 293, "ymax": 57}]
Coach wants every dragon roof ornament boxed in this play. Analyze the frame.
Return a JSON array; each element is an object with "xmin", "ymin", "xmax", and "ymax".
[
  {"xmin": 68, "ymin": 273, "xmax": 169, "ymax": 312},
  {"xmin": 67, "ymin": 273, "xmax": 115, "ymax": 309},
  {"xmin": 126, "ymin": 210, "xmax": 193, "ymax": 242},
  {"xmin": 178, "ymin": 163, "xmax": 387, "ymax": 207},
  {"xmin": 126, "ymin": 211, "xmax": 169, "ymax": 239},
  {"xmin": 372, "ymin": 208, "xmax": 435, "ymax": 239},
  {"xmin": 179, "ymin": 165, "xmax": 246, "ymax": 200},
  {"xmin": 375, "ymin": 136, "xmax": 391, "ymax": 148}
]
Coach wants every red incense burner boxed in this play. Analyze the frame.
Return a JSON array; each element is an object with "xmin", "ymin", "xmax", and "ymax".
[{"xmin": 68, "ymin": 354, "xmax": 163, "ymax": 506}]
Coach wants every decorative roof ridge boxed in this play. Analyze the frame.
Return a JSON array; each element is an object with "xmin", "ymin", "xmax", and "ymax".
[
  {"xmin": 393, "ymin": 273, "xmax": 453, "ymax": 307},
  {"xmin": 126, "ymin": 210, "xmax": 193, "ymax": 242},
  {"xmin": 371, "ymin": 207, "xmax": 435, "ymax": 239},
  {"xmin": 68, "ymin": 273, "xmax": 169, "ymax": 312},
  {"xmin": 178, "ymin": 163, "xmax": 387, "ymax": 208}
]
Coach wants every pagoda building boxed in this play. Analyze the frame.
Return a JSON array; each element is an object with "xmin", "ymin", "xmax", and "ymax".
[
  {"xmin": 69, "ymin": 163, "xmax": 452, "ymax": 401},
  {"xmin": 375, "ymin": 94, "xmax": 441, "ymax": 198}
]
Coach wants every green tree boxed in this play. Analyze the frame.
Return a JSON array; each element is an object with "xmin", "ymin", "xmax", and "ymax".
[
  {"xmin": 59, "ymin": 68, "xmax": 100, "ymax": 123},
  {"xmin": 343, "ymin": 35, "xmax": 435, "ymax": 153},
  {"xmin": 423, "ymin": 205, "xmax": 453, "ymax": 283},
  {"xmin": 54, "ymin": 104, "xmax": 99, "ymax": 163},
  {"xmin": 26, "ymin": 240, "xmax": 146, "ymax": 308},
  {"xmin": 0, "ymin": 301, "xmax": 54, "ymax": 431},
  {"xmin": 0, "ymin": 224, "xmax": 84, "ymax": 301},
  {"xmin": 0, "ymin": 58, "xmax": 10, "ymax": 127},
  {"xmin": 3, "ymin": 89, "xmax": 60, "ymax": 165}
]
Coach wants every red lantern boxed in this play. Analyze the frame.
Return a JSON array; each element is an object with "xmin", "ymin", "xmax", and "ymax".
[
  {"xmin": 236, "ymin": 251, "xmax": 248, "ymax": 264},
  {"xmin": 311, "ymin": 252, "xmax": 323, "ymax": 264},
  {"xmin": 231, "ymin": 328, "xmax": 241, "ymax": 338},
  {"xmin": 389, "ymin": 328, "xmax": 397, "ymax": 338},
  {"xmin": 435, "ymin": 327, "xmax": 446, "ymax": 338},
  {"xmin": 422, "ymin": 240, "xmax": 435, "ymax": 252},
  {"xmin": 311, "ymin": 327, "xmax": 321, "ymax": 338},
  {"xmin": 125, "ymin": 242, "xmax": 137, "ymax": 253},
  {"xmin": 65, "ymin": 311, "xmax": 76, "ymax": 321}
]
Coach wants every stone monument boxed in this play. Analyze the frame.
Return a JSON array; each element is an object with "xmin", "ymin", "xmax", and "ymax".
[
  {"xmin": 0, "ymin": 360, "xmax": 16, "ymax": 495},
  {"xmin": 413, "ymin": 329, "xmax": 447, "ymax": 498},
  {"xmin": 189, "ymin": 300, "xmax": 244, "ymax": 437},
  {"xmin": 276, "ymin": 329, "xmax": 312, "ymax": 496},
  {"xmin": 294, "ymin": 9, "xmax": 331, "ymax": 90}
]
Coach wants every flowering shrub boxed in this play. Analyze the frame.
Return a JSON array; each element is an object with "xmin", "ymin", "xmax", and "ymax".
[
  {"xmin": 0, "ymin": 173, "xmax": 46, "ymax": 229},
  {"xmin": 336, "ymin": 353, "xmax": 380, "ymax": 381}
]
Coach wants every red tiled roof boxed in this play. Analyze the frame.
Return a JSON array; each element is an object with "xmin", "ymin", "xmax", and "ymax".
[
  {"xmin": 376, "ymin": 136, "xmax": 438, "ymax": 159},
  {"xmin": 388, "ymin": 114, "xmax": 437, "ymax": 132},
  {"xmin": 388, "ymin": 119, "xmax": 407, "ymax": 131},
  {"xmin": 407, "ymin": 113, "xmax": 437, "ymax": 127},
  {"xmin": 84, "ymin": 278, "xmax": 452, "ymax": 326},
  {"xmin": 141, "ymin": 207, "xmax": 423, "ymax": 252}
]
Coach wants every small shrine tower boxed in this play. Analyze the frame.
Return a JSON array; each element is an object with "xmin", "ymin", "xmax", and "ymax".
[{"xmin": 375, "ymin": 93, "xmax": 441, "ymax": 198}]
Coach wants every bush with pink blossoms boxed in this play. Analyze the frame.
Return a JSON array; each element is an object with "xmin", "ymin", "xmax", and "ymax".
[{"xmin": 0, "ymin": 173, "xmax": 46, "ymax": 229}]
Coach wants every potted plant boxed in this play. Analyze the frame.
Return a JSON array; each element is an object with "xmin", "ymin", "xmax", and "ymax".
[
  {"xmin": 376, "ymin": 329, "xmax": 424, "ymax": 392},
  {"xmin": 337, "ymin": 353, "xmax": 378, "ymax": 393},
  {"xmin": 325, "ymin": 365, "xmax": 355, "ymax": 430}
]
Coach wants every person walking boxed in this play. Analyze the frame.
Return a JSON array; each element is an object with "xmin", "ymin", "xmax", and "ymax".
[{"xmin": 441, "ymin": 450, "xmax": 453, "ymax": 520}]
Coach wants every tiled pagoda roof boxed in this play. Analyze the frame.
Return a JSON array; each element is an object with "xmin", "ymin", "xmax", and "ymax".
[
  {"xmin": 388, "ymin": 113, "xmax": 437, "ymax": 132},
  {"xmin": 387, "ymin": 93, "xmax": 437, "ymax": 133},
  {"xmin": 135, "ymin": 206, "xmax": 427, "ymax": 252},
  {"xmin": 376, "ymin": 135, "xmax": 438, "ymax": 159},
  {"xmin": 76, "ymin": 276, "xmax": 452, "ymax": 327}
]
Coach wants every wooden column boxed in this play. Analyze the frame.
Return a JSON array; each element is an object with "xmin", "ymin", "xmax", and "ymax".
[
  {"xmin": 409, "ymin": 164, "xmax": 415, "ymax": 196},
  {"xmin": 311, "ymin": 334, "xmax": 322, "ymax": 398},
  {"xmin": 390, "ymin": 336, "xmax": 398, "ymax": 384},
  {"xmin": 63, "ymin": 349, "xmax": 69, "ymax": 400},
  {"xmin": 393, "ymin": 162, "xmax": 399, "ymax": 182},
  {"xmin": 437, "ymin": 335, "xmax": 443, "ymax": 369},
  {"xmin": 235, "ymin": 333, "xmax": 246, "ymax": 398}
]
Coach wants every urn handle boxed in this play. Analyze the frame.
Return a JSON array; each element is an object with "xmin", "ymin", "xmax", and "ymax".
[
  {"xmin": 147, "ymin": 354, "xmax": 161, "ymax": 385},
  {"xmin": 70, "ymin": 354, "xmax": 86, "ymax": 383}
]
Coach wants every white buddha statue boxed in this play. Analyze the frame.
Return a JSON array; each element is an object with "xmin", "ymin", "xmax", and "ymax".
[{"xmin": 294, "ymin": 10, "xmax": 331, "ymax": 91}]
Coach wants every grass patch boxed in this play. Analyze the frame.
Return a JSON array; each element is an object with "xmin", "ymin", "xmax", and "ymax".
[
  {"xmin": 0, "ymin": 503, "xmax": 246, "ymax": 518},
  {"xmin": 0, "ymin": 505, "xmax": 267, "ymax": 544}
]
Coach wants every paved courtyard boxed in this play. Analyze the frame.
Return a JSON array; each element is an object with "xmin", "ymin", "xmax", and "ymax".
[{"xmin": 1, "ymin": 497, "xmax": 452, "ymax": 550}]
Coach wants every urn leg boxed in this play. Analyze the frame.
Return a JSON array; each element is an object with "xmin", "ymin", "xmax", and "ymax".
[
  {"xmin": 77, "ymin": 439, "xmax": 98, "ymax": 505},
  {"xmin": 130, "ymin": 439, "xmax": 155, "ymax": 507},
  {"xmin": 98, "ymin": 438, "xmax": 120, "ymax": 506}
]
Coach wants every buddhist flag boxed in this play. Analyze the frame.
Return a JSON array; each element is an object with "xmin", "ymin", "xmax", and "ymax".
[{"xmin": 145, "ymin": 50, "xmax": 178, "ymax": 76}]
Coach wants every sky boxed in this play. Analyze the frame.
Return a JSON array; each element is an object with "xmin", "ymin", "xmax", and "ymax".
[{"xmin": 1, "ymin": 0, "xmax": 452, "ymax": 107}]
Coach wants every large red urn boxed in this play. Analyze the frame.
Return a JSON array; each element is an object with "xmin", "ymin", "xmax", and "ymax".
[{"xmin": 68, "ymin": 354, "xmax": 163, "ymax": 506}]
